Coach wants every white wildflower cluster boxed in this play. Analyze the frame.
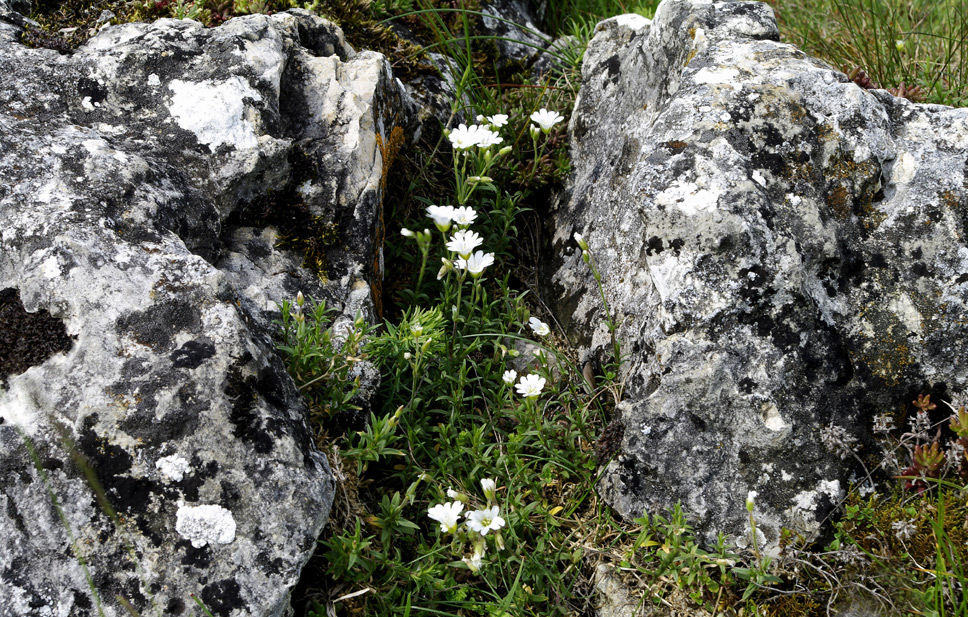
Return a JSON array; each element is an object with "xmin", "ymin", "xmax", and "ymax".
[
  {"xmin": 515, "ymin": 374, "xmax": 545, "ymax": 399},
  {"xmin": 891, "ymin": 518, "xmax": 918, "ymax": 541},
  {"xmin": 909, "ymin": 409, "xmax": 932, "ymax": 441},
  {"xmin": 426, "ymin": 478, "xmax": 507, "ymax": 574},
  {"xmin": 448, "ymin": 123, "xmax": 504, "ymax": 151},
  {"xmin": 529, "ymin": 108, "xmax": 563, "ymax": 135},
  {"xmin": 946, "ymin": 440, "xmax": 966, "ymax": 475},
  {"xmin": 872, "ymin": 413, "xmax": 896, "ymax": 434},
  {"xmin": 528, "ymin": 317, "xmax": 550, "ymax": 337},
  {"xmin": 427, "ymin": 205, "xmax": 496, "ymax": 280},
  {"xmin": 819, "ymin": 423, "xmax": 859, "ymax": 460}
]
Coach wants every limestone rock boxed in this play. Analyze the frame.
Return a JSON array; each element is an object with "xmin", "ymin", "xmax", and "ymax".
[
  {"xmin": 480, "ymin": 0, "xmax": 549, "ymax": 68},
  {"xmin": 0, "ymin": 9, "xmax": 411, "ymax": 616},
  {"xmin": 547, "ymin": 0, "xmax": 968, "ymax": 549}
]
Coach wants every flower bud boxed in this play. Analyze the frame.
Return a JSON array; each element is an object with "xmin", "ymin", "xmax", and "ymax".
[
  {"xmin": 401, "ymin": 228, "xmax": 415, "ymax": 237},
  {"xmin": 296, "ymin": 291, "xmax": 305, "ymax": 307},
  {"xmin": 582, "ymin": 250, "xmax": 591, "ymax": 264},
  {"xmin": 497, "ymin": 145, "xmax": 512, "ymax": 157},
  {"xmin": 574, "ymin": 232, "xmax": 588, "ymax": 251}
]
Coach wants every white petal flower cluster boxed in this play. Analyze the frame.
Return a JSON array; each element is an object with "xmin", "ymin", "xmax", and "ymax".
[
  {"xmin": 445, "ymin": 229, "xmax": 483, "ymax": 258},
  {"xmin": 427, "ymin": 205, "xmax": 456, "ymax": 232},
  {"xmin": 452, "ymin": 206, "xmax": 477, "ymax": 227},
  {"xmin": 530, "ymin": 108, "xmax": 564, "ymax": 132},
  {"xmin": 487, "ymin": 114, "xmax": 509, "ymax": 128},
  {"xmin": 426, "ymin": 479, "xmax": 507, "ymax": 574},
  {"xmin": 465, "ymin": 506, "xmax": 506, "ymax": 535},
  {"xmin": 529, "ymin": 317, "xmax": 551, "ymax": 337},
  {"xmin": 427, "ymin": 501, "xmax": 464, "ymax": 534},
  {"xmin": 515, "ymin": 374, "xmax": 546, "ymax": 398},
  {"xmin": 455, "ymin": 251, "xmax": 495, "ymax": 278},
  {"xmin": 448, "ymin": 123, "xmax": 504, "ymax": 150},
  {"xmin": 502, "ymin": 369, "xmax": 517, "ymax": 385}
]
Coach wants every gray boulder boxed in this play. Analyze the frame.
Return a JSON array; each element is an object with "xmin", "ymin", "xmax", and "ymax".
[
  {"xmin": 480, "ymin": 0, "xmax": 549, "ymax": 68},
  {"xmin": 0, "ymin": 9, "xmax": 410, "ymax": 616},
  {"xmin": 547, "ymin": 0, "xmax": 968, "ymax": 549}
]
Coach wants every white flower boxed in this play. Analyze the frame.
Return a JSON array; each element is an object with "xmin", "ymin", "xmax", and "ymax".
[
  {"xmin": 480, "ymin": 478, "xmax": 497, "ymax": 502},
  {"xmin": 502, "ymin": 369, "xmax": 517, "ymax": 385},
  {"xmin": 574, "ymin": 232, "xmax": 588, "ymax": 250},
  {"xmin": 475, "ymin": 114, "xmax": 486, "ymax": 123},
  {"xmin": 465, "ymin": 506, "xmax": 506, "ymax": 536},
  {"xmin": 456, "ymin": 251, "xmax": 495, "ymax": 278},
  {"xmin": 427, "ymin": 501, "xmax": 464, "ymax": 534},
  {"xmin": 529, "ymin": 317, "xmax": 551, "ymax": 337},
  {"xmin": 529, "ymin": 124, "xmax": 541, "ymax": 139},
  {"xmin": 401, "ymin": 228, "xmax": 415, "ymax": 237},
  {"xmin": 410, "ymin": 323, "xmax": 423, "ymax": 336},
  {"xmin": 446, "ymin": 230, "xmax": 484, "ymax": 258},
  {"xmin": 451, "ymin": 206, "xmax": 478, "ymax": 228},
  {"xmin": 530, "ymin": 108, "xmax": 563, "ymax": 132},
  {"xmin": 449, "ymin": 123, "xmax": 481, "ymax": 150},
  {"xmin": 462, "ymin": 548, "xmax": 484, "ymax": 573},
  {"xmin": 427, "ymin": 205, "xmax": 456, "ymax": 232},
  {"xmin": 446, "ymin": 487, "xmax": 460, "ymax": 499},
  {"xmin": 475, "ymin": 127, "xmax": 503, "ymax": 149},
  {"xmin": 487, "ymin": 114, "xmax": 508, "ymax": 128},
  {"xmin": 515, "ymin": 374, "xmax": 546, "ymax": 398}
]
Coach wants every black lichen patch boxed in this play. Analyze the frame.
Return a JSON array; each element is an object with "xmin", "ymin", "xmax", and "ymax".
[
  {"xmin": 225, "ymin": 375, "xmax": 273, "ymax": 455},
  {"xmin": 200, "ymin": 578, "xmax": 245, "ymax": 616},
  {"xmin": 115, "ymin": 300, "xmax": 202, "ymax": 352},
  {"xmin": 170, "ymin": 339, "xmax": 216, "ymax": 369},
  {"xmin": 178, "ymin": 539, "xmax": 213, "ymax": 569},
  {"xmin": 166, "ymin": 597, "xmax": 187, "ymax": 615},
  {"xmin": 0, "ymin": 288, "xmax": 75, "ymax": 389},
  {"xmin": 601, "ymin": 54, "xmax": 621, "ymax": 84},
  {"xmin": 180, "ymin": 458, "xmax": 220, "ymax": 502},
  {"xmin": 77, "ymin": 415, "xmax": 158, "ymax": 515}
]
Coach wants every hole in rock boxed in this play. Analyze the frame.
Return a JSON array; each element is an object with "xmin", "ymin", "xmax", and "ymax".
[{"xmin": 0, "ymin": 288, "xmax": 74, "ymax": 389}]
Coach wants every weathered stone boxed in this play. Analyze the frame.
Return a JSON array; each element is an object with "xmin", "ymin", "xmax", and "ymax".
[
  {"xmin": 480, "ymin": 0, "xmax": 549, "ymax": 68},
  {"xmin": 547, "ymin": 0, "xmax": 968, "ymax": 550},
  {"xmin": 0, "ymin": 8, "xmax": 411, "ymax": 616}
]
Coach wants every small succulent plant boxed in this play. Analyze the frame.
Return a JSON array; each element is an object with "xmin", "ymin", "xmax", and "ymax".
[{"xmin": 843, "ymin": 66, "xmax": 928, "ymax": 102}]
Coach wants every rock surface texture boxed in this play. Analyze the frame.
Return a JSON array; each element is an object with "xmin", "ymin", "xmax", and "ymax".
[
  {"xmin": 0, "ymin": 9, "xmax": 409, "ymax": 616},
  {"xmin": 548, "ymin": 0, "xmax": 968, "ymax": 549}
]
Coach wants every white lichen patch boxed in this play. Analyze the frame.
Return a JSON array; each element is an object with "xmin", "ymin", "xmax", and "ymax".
[
  {"xmin": 654, "ymin": 179, "xmax": 720, "ymax": 215},
  {"xmin": 791, "ymin": 479, "xmax": 841, "ymax": 512},
  {"xmin": 168, "ymin": 77, "xmax": 262, "ymax": 152},
  {"xmin": 155, "ymin": 455, "xmax": 191, "ymax": 482},
  {"xmin": 147, "ymin": 73, "xmax": 160, "ymax": 87},
  {"xmin": 692, "ymin": 67, "xmax": 740, "ymax": 85},
  {"xmin": 175, "ymin": 503, "xmax": 237, "ymax": 548}
]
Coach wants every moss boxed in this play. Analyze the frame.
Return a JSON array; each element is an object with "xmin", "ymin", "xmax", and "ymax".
[
  {"xmin": 19, "ymin": 0, "xmax": 431, "ymax": 78},
  {"xmin": 21, "ymin": 0, "xmax": 140, "ymax": 51},
  {"xmin": 854, "ymin": 303, "xmax": 915, "ymax": 387}
]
